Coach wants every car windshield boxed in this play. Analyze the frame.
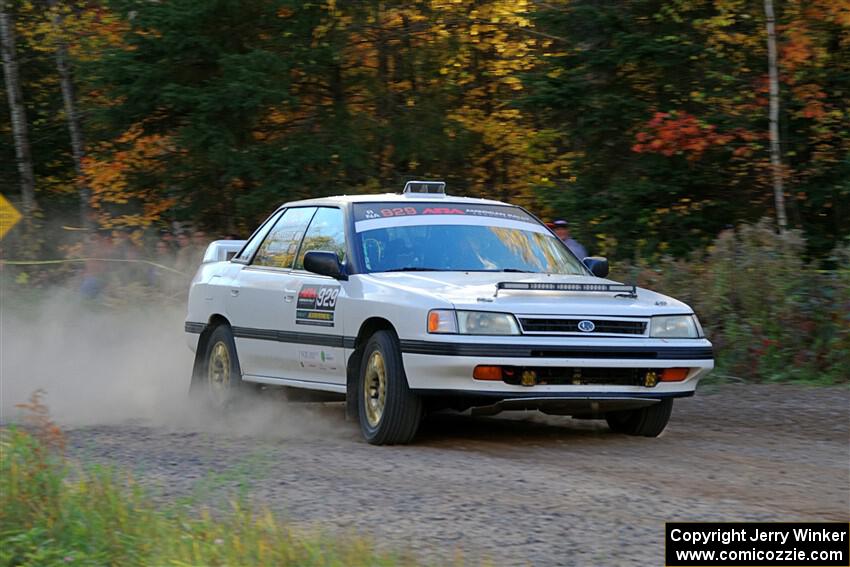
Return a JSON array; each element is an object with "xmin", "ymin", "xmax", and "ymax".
[{"xmin": 353, "ymin": 203, "xmax": 587, "ymax": 275}]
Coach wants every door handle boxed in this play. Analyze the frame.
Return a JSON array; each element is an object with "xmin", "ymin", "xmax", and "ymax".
[
  {"xmin": 283, "ymin": 292, "xmax": 295, "ymax": 303},
  {"xmin": 230, "ymin": 289, "xmax": 239, "ymax": 297}
]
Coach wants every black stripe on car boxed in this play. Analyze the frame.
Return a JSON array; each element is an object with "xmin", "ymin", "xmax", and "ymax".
[{"xmin": 185, "ymin": 322, "xmax": 711, "ymax": 360}]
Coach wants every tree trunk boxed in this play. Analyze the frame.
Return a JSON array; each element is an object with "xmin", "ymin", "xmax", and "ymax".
[
  {"xmin": 764, "ymin": 0, "xmax": 787, "ymax": 233},
  {"xmin": 0, "ymin": 1, "xmax": 37, "ymax": 214},
  {"xmin": 50, "ymin": 0, "xmax": 91, "ymax": 228}
]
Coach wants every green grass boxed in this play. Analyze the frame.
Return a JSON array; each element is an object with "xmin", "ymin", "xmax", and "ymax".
[{"xmin": 0, "ymin": 427, "xmax": 412, "ymax": 566}]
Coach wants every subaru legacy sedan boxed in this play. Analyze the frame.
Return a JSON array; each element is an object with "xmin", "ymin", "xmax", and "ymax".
[{"xmin": 185, "ymin": 181, "xmax": 713, "ymax": 444}]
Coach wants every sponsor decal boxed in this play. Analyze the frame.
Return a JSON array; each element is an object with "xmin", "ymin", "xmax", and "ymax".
[
  {"xmin": 422, "ymin": 207, "xmax": 464, "ymax": 215},
  {"xmin": 353, "ymin": 202, "xmax": 538, "ymax": 224},
  {"xmin": 296, "ymin": 285, "xmax": 339, "ymax": 327},
  {"xmin": 298, "ymin": 349, "xmax": 339, "ymax": 372}
]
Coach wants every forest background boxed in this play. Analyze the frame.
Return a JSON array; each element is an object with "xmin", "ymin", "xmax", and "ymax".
[{"xmin": 1, "ymin": 0, "xmax": 848, "ymax": 381}]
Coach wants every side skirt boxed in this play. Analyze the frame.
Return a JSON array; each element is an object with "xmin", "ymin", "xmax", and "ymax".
[{"xmin": 241, "ymin": 374, "xmax": 347, "ymax": 395}]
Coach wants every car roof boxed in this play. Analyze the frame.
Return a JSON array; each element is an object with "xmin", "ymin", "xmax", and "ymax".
[{"xmin": 278, "ymin": 193, "xmax": 513, "ymax": 209}]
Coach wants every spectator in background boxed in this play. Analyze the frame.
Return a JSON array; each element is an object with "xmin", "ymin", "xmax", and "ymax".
[
  {"xmin": 192, "ymin": 229, "xmax": 207, "ymax": 247},
  {"xmin": 158, "ymin": 227, "xmax": 176, "ymax": 251},
  {"xmin": 148, "ymin": 238, "xmax": 175, "ymax": 290},
  {"xmin": 191, "ymin": 229, "xmax": 209, "ymax": 264},
  {"xmin": 111, "ymin": 229, "xmax": 143, "ymax": 284},
  {"xmin": 155, "ymin": 238, "xmax": 172, "ymax": 259},
  {"xmin": 552, "ymin": 219, "xmax": 588, "ymax": 259},
  {"xmin": 174, "ymin": 231, "xmax": 194, "ymax": 275},
  {"xmin": 80, "ymin": 232, "xmax": 111, "ymax": 299}
]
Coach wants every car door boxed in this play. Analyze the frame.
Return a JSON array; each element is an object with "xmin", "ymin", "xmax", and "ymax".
[
  {"xmin": 279, "ymin": 206, "xmax": 350, "ymax": 386},
  {"xmin": 226, "ymin": 207, "xmax": 317, "ymax": 379}
]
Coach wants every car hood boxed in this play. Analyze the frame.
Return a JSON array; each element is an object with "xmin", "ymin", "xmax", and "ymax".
[{"xmin": 361, "ymin": 272, "xmax": 691, "ymax": 317}]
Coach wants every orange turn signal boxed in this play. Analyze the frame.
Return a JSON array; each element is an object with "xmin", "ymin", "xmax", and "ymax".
[
  {"xmin": 473, "ymin": 365, "xmax": 503, "ymax": 381},
  {"xmin": 427, "ymin": 311, "xmax": 441, "ymax": 333},
  {"xmin": 661, "ymin": 368, "xmax": 689, "ymax": 382}
]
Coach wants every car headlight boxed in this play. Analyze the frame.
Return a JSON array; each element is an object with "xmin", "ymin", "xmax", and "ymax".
[
  {"xmin": 650, "ymin": 315, "xmax": 703, "ymax": 338},
  {"xmin": 428, "ymin": 310, "xmax": 521, "ymax": 335}
]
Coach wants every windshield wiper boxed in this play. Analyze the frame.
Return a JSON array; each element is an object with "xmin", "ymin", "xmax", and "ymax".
[
  {"xmin": 467, "ymin": 268, "xmax": 534, "ymax": 273},
  {"xmin": 382, "ymin": 267, "xmax": 449, "ymax": 272},
  {"xmin": 383, "ymin": 267, "xmax": 533, "ymax": 273}
]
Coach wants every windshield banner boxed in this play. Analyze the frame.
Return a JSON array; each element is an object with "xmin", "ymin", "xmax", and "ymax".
[{"xmin": 353, "ymin": 202, "xmax": 545, "ymax": 233}]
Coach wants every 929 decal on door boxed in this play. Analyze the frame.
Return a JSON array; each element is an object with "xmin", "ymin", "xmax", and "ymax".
[{"xmin": 296, "ymin": 285, "xmax": 339, "ymax": 327}]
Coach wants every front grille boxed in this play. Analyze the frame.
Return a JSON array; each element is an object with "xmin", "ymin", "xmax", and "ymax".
[
  {"xmin": 519, "ymin": 318, "xmax": 646, "ymax": 335},
  {"xmin": 502, "ymin": 366, "xmax": 651, "ymax": 387}
]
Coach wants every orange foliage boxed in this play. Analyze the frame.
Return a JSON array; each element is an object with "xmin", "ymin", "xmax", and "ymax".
[
  {"xmin": 631, "ymin": 112, "xmax": 734, "ymax": 159},
  {"xmin": 15, "ymin": 389, "xmax": 65, "ymax": 454}
]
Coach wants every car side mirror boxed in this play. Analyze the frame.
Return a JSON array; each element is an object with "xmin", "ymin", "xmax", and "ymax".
[
  {"xmin": 303, "ymin": 251, "xmax": 348, "ymax": 281},
  {"xmin": 583, "ymin": 256, "xmax": 609, "ymax": 278}
]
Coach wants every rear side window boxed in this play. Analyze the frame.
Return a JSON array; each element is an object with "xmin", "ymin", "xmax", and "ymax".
[
  {"xmin": 295, "ymin": 207, "xmax": 346, "ymax": 270},
  {"xmin": 233, "ymin": 209, "xmax": 285, "ymax": 263},
  {"xmin": 253, "ymin": 207, "xmax": 317, "ymax": 268}
]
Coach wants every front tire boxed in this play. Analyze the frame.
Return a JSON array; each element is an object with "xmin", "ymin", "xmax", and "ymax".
[
  {"xmin": 605, "ymin": 399, "xmax": 673, "ymax": 437},
  {"xmin": 357, "ymin": 331, "xmax": 422, "ymax": 445}
]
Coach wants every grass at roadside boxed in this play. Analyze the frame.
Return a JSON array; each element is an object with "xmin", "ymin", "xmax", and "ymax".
[
  {"xmin": 0, "ymin": 421, "xmax": 410, "ymax": 567},
  {"xmin": 627, "ymin": 222, "xmax": 850, "ymax": 385}
]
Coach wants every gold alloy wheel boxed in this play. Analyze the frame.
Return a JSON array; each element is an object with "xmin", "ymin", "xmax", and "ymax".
[
  {"xmin": 363, "ymin": 351, "xmax": 387, "ymax": 427},
  {"xmin": 207, "ymin": 341, "xmax": 231, "ymax": 405}
]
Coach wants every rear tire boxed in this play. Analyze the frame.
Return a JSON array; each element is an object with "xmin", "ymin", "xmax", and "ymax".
[
  {"xmin": 357, "ymin": 331, "xmax": 422, "ymax": 445},
  {"xmin": 190, "ymin": 324, "xmax": 250, "ymax": 408},
  {"xmin": 605, "ymin": 399, "xmax": 673, "ymax": 437}
]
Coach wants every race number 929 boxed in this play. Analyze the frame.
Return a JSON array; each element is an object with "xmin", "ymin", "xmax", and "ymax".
[
  {"xmin": 316, "ymin": 287, "xmax": 339, "ymax": 309},
  {"xmin": 380, "ymin": 207, "xmax": 417, "ymax": 217}
]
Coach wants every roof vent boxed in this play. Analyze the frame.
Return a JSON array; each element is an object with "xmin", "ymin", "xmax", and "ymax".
[{"xmin": 403, "ymin": 180, "xmax": 446, "ymax": 195}]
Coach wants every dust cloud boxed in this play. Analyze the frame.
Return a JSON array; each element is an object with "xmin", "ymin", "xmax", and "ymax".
[{"xmin": 0, "ymin": 288, "xmax": 348, "ymax": 440}]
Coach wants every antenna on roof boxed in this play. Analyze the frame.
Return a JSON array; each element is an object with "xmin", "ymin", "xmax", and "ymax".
[{"xmin": 403, "ymin": 180, "xmax": 446, "ymax": 194}]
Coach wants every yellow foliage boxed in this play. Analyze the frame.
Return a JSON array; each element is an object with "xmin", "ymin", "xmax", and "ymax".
[{"xmin": 83, "ymin": 124, "xmax": 177, "ymax": 229}]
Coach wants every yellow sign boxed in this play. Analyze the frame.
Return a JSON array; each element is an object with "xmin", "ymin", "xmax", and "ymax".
[{"xmin": 0, "ymin": 194, "xmax": 23, "ymax": 240}]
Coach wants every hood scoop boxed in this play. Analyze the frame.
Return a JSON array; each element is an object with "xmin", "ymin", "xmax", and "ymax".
[{"xmin": 494, "ymin": 281, "xmax": 637, "ymax": 299}]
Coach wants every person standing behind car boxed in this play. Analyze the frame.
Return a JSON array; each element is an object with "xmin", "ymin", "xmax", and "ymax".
[
  {"xmin": 174, "ymin": 231, "xmax": 194, "ymax": 276},
  {"xmin": 552, "ymin": 219, "xmax": 588, "ymax": 259},
  {"xmin": 80, "ymin": 232, "xmax": 111, "ymax": 300},
  {"xmin": 191, "ymin": 229, "xmax": 208, "ymax": 265},
  {"xmin": 148, "ymin": 238, "xmax": 176, "ymax": 292}
]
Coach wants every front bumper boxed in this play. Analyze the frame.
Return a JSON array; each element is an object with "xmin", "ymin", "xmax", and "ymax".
[{"xmin": 400, "ymin": 337, "xmax": 713, "ymax": 400}]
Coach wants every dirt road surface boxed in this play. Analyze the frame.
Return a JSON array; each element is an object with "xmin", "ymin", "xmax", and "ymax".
[
  {"xmin": 3, "ymin": 302, "xmax": 847, "ymax": 565},
  {"xmin": 61, "ymin": 384, "xmax": 848, "ymax": 566}
]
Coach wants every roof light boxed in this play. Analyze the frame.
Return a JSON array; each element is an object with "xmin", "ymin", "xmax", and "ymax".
[{"xmin": 403, "ymin": 180, "xmax": 446, "ymax": 194}]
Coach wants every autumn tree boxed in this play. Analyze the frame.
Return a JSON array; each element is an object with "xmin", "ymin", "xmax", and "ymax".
[
  {"xmin": 0, "ymin": 0, "xmax": 36, "ymax": 214},
  {"xmin": 526, "ymin": 0, "xmax": 850, "ymax": 258}
]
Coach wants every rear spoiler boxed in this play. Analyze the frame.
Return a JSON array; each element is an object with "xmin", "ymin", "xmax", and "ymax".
[
  {"xmin": 494, "ymin": 281, "xmax": 637, "ymax": 298},
  {"xmin": 202, "ymin": 240, "xmax": 247, "ymax": 263}
]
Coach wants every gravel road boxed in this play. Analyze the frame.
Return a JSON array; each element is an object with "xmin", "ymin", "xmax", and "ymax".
[
  {"xmin": 3, "ymin": 295, "xmax": 847, "ymax": 565},
  {"xmin": 61, "ymin": 383, "xmax": 849, "ymax": 566}
]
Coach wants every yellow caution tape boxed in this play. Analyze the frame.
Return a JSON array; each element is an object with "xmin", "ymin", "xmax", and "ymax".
[{"xmin": 0, "ymin": 258, "xmax": 188, "ymax": 276}]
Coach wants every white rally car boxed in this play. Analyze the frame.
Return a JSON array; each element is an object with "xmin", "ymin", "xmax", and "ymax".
[{"xmin": 186, "ymin": 181, "xmax": 713, "ymax": 444}]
